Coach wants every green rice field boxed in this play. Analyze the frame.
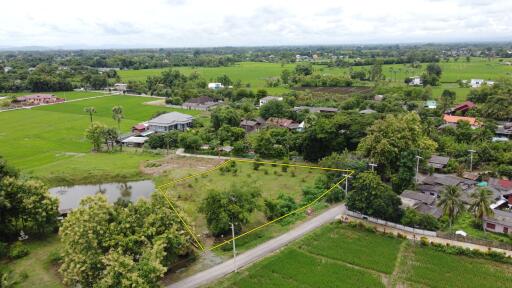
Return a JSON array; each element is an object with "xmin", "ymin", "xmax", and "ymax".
[
  {"xmin": 0, "ymin": 94, "xmax": 201, "ymax": 185},
  {"xmin": 214, "ymin": 223, "xmax": 512, "ymax": 288}
]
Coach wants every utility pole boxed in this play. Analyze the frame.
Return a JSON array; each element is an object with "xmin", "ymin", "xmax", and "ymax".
[
  {"xmin": 369, "ymin": 163, "xmax": 377, "ymax": 172},
  {"xmin": 231, "ymin": 223, "xmax": 238, "ymax": 273},
  {"xmin": 468, "ymin": 149, "xmax": 476, "ymax": 172},
  {"xmin": 341, "ymin": 174, "xmax": 352, "ymax": 198},
  {"xmin": 415, "ymin": 155, "xmax": 423, "ymax": 183}
]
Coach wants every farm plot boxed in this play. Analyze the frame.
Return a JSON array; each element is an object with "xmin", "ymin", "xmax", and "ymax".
[{"xmin": 0, "ymin": 95, "xmax": 199, "ymax": 184}]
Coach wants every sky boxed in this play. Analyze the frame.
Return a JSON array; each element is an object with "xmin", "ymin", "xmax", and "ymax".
[{"xmin": 1, "ymin": 0, "xmax": 511, "ymax": 49}]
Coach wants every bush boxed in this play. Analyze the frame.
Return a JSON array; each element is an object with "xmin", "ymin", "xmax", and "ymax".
[
  {"xmin": 9, "ymin": 242, "xmax": 29, "ymax": 259},
  {"xmin": 48, "ymin": 249, "xmax": 62, "ymax": 265},
  {"xmin": 0, "ymin": 242, "xmax": 8, "ymax": 258}
]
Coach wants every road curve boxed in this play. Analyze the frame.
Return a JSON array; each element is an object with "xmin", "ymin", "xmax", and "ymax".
[{"xmin": 167, "ymin": 204, "xmax": 345, "ymax": 288}]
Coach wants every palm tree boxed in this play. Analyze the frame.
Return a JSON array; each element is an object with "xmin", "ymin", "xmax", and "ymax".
[
  {"xmin": 112, "ymin": 106, "xmax": 124, "ymax": 130},
  {"xmin": 437, "ymin": 185, "xmax": 464, "ymax": 227},
  {"xmin": 469, "ymin": 188, "xmax": 494, "ymax": 231},
  {"xmin": 84, "ymin": 107, "xmax": 96, "ymax": 124}
]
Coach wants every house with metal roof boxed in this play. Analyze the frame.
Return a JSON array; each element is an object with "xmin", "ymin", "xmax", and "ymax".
[{"xmin": 148, "ymin": 112, "xmax": 194, "ymax": 132}]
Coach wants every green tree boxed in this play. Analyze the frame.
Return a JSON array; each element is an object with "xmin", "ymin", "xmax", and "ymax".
[
  {"xmin": 263, "ymin": 193, "xmax": 297, "ymax": 221},
  {"xmin": 259, "ymin": 100, "xmax": 289, "ymax": 119},
  {"xmin": 357, "ymin": 112, "xmax": 436, "ymax": 176},
  {"xmin": 281, "ymin": 69, "xmax": 291, "ymax": 84},
  {"xmin": 426, "ymin": 63, "xmax": 442, "ymax": 77},
  {"xmin": 346, "ymin": 172, "xmax": 402, "ymax": 222},
  {"xmin": 112, "ymin": 105, "xmax": 124, "ymax": 130},
  {"xmin": 85, "ymin": 122, "xmax": 107, "ymax": 152},
  {"xmin": 199, "ymin": 183, "xmax": 261, "ymax": 236},
  {"xmin": 469, "ymin": 188, "xmax": 494, "ymax": 230},
  {"xmin": 84, "ymin": 106, "xmax": 96, "ymax": 124},
  {"xmin": 401, "ymin": 208, "xmax": 439, "ymax": 230},
  {"xmin": 294, "ymin": 63, "xmax": 313, "ymax": 76},
  {"xmin": 211, "ymin": 107, "xmax": 241, "ymax": 130},
  {"xmin": 59, "ymin": 194, "xmax": 192, "ymax": 287},
  {"xmin": 440, "ymin": 89, "xmax": 456, "ymax": 112},
  {"xmin": 437, "ymin": 185, "xmax": 464, "ymax": 227}
]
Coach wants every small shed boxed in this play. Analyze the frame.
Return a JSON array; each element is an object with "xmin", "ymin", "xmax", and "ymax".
[{"xmin": 428, "ymin": 155, "xmax": 450, "ymax": 169}]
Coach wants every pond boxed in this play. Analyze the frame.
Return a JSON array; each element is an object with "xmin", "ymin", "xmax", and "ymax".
[{"xmin": 49, "ymin": 180, "xmax": 156, "ymax": 213}]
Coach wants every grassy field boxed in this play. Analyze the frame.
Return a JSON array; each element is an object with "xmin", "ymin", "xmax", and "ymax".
[
  {"xmin": 0, "ymin": 91, "xmax": 105, "ymax": 101},
  {"xmin": 214, "ymin": 223, "xmax": 512, "ymax": 288},
  {"xmin": 0, "ymin": 236, "xmax": 63, "ymax": 288},
  {"xmin": 0, "ymin": 94, "xmax": 201, "ymax": 185},
  {"xmin": 158, "ymin": 161, "xmax": 324, "ymax": 249},
  {"xmin": 119, "ymin": 62, "xmax": 296, "ymax": 94},
  {"xmin": 401, "ymin": 243, "xmax": 512, "ymax": 288}
]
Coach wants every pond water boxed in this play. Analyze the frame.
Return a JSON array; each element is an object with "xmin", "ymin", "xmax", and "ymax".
[{"xmin": 49, "ymin": 180, "xmax": 156, "ymax": 213}]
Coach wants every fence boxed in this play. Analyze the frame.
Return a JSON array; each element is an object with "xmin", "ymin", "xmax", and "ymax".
[
  {"xmin": 437, "ymin": 231, "xmax": 512, "ymax": 251},
  {"xmin": 345, "ymin": 210, "xmax": 437, "ymax": 237}
]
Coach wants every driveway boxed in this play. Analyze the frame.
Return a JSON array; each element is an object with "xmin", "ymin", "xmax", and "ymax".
[{"xmin": 167, "ymin": 204, "xmax": 346, "ymax": 288}]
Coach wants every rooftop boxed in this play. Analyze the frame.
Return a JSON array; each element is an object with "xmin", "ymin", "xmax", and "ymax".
[
  {"xmin": 148, "ymin": 112, "xmax": 193, "ymax": 126},
  {"xmin": 443, "ymin": 114, "xmax": 479, "ymax": 126}
]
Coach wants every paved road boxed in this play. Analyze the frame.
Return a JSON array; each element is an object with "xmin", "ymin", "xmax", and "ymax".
[{"xmin": 167, "ymin": 204, "xmax": 346, "ymax": 288}]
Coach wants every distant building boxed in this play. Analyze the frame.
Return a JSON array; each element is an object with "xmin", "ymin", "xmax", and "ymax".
[
  {"xmin": 409, "ymin": 76, "xmax": 422, "ymax": 86},
  {"xmin": 240, "ymin": 117, "xmax": 266, "ymax": 133},
  {"xmin": 122, "ymin": 136, "xmax": 148, "ymax": 148},
  {"xmin": 148, "ymin": 112, "xmax": 194, "ymax": 132},
  {"xmin": 359, "ymin": 108, "xmax": 377, "ymax": 115},
  {"xmin": 114, "ymin": 83, "xmax": 128, "ymax": 92},
  {"xmin": 470, "ymin": 79, "xmax": 495, "ymax": 88},
  {"xmin": 447, "ymin": 101, "xmax": 476, "ymax": 114},
  {"xmin": 293, "ymin": 106, "xmax": 339, "ymax": 114},
  {"xmin": 484, "ymin": 193, "xmax": 512, "ymax": 235},
  {"xmin": 400, "ymin": 190, "xmax": 442, "ymax": 219},
  {"xmin": 425, "ymin": 100, "xmax": 437, "ymax": 109},
  {"xmin": 266, "ymin": 117, "xmax": 302, "ymax": 131},
  {"xmin": 14, "ymin": 94, "xmax": 64, "ymax": 106},
  {"xmin": 442, "ymin": 114, "xmax": 480, "ymax": 128},
  {"xmin": 373, "ymin": 95, "xmax": 384, "ymax": 102},
  {"xmin": 495, "ymin": 121, "xmax": 512, "ymax": 140},
  {"xmin": 428, "ymin": 155, "xmax": 450, "ymax": 169},
  {"xmin": 182, "ymin": 96, "xmax": 221, "ymax": 111},
  {"xmin": 208, "ymin": 83, "xmax": 224, "ymax": 90},
  {"xmin": 259, "ymin": 96, "xmax": 283, "ymax": 107},
  {"xmin": 3, "ymin": 66, "xmax": 12, "ymax": 73}
]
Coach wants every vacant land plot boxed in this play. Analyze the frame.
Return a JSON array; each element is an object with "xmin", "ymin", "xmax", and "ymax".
[
  {"xmin": 158, "ymin": 161, "xmax": 323, "ymax": 244},
  {"xmin": 214, "ymin": 223, "xmax": 512, "ymax": 288},
  {"xmin": 0, "ymin": 95, "xmax": 200, "ymax": 184}
]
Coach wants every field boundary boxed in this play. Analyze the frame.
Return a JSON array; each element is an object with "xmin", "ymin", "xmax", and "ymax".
[{"xmin": 157, "ymin": 158, "xmax": 354, "ymax": 251}]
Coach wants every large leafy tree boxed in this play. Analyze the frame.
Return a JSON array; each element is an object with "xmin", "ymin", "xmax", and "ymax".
[
  {"xmin": 437, "ymin": 185, "xmax": 465, "ymax": 227},
  {"xmin": 85, "ymin": 122, "xmax": 108, "ymax": 152},
  {"xmin": 0, "ymin": 160, "xmax": 58, "ymax": 240},
  {"xmin": 211, "ymin": 107, "xmax": 241, "ymax": 130},
  {"xmin": 346, "ymin": 172, "xmax": 402, "ymax": 222},
  {"xmin": 259, "ymin": 100, "xmax": 290, "ymax": 119},
  {"xmin": 199, "ymin": 183, "xmax": 261, "ymax": 236},
  {"xmin": 357, "ymin": 112, "xmax": 437, "ymax": 177},
  {"xmin": 59, "ymin": 194, "xmax": 193, "ymax": 287}
]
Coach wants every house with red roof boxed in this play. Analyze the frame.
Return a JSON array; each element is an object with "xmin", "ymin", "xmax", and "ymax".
[
  {"xmin": 447, "ymin": 101, "xmax": 476, "ymax": 115},
  {"xmin": 14, "ymin": 94, "xmax": 64, "ymax": 106},
  {"xmin": 442, "ymin": 114, "xmax": 480, "ymax": 128}
]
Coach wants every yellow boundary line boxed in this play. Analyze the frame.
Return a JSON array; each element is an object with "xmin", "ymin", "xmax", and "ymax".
[{"xmin": 157, "ymin": 158, "xmax": 354, "ymax": 252}]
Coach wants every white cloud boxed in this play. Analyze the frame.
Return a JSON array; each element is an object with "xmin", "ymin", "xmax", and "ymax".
[{"xmin": 0, "ymin": 0, "xmax": 511, "ymax": 48}]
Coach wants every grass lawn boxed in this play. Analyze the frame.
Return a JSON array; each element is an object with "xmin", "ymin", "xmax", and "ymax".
[
  {"xmin": 402, "ymin": 243, "xmax": 512, "ymax": 288},
  {"xmin": 0, "ymin": 236, "xmax": 63, "ymax": 288},
  {"xmin": 158, "ymin": 161, "xmax": 324, "ymax": 249},
  {"xmin": 0, "ymin": 95, "xmax": 201, "ymax": 185}
]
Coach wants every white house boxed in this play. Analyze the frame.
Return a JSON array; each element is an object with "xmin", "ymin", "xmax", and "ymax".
[
  {"xmin": 3, "ymin": 66, "xmax": 12, "ymax": 73},
  {"xmin": 409, "ymin": 76, "xmax": 422, "ymax": 86},
  {"xmin": 208, "ymin": 83, "xmax": 224, "ymax": 90},
  {"xmin": 259, "ymin": 96, "xmax": 283, "ymax": 107},
  {"xmin": 148, "ymin": 112, "xmax": 194, "ymax": 132},
  {"xmin": 470, "ymin": 79, "xmax": 495, "ymax": 88},
  {"xmin": 114, "ymin": 83, "xmax": 128, "ymax": 92}
]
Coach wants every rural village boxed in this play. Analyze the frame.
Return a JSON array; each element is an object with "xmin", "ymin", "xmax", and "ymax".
[{"xmin": 2, "ymin": 1, "xmax": 512, "ymax": 288}]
